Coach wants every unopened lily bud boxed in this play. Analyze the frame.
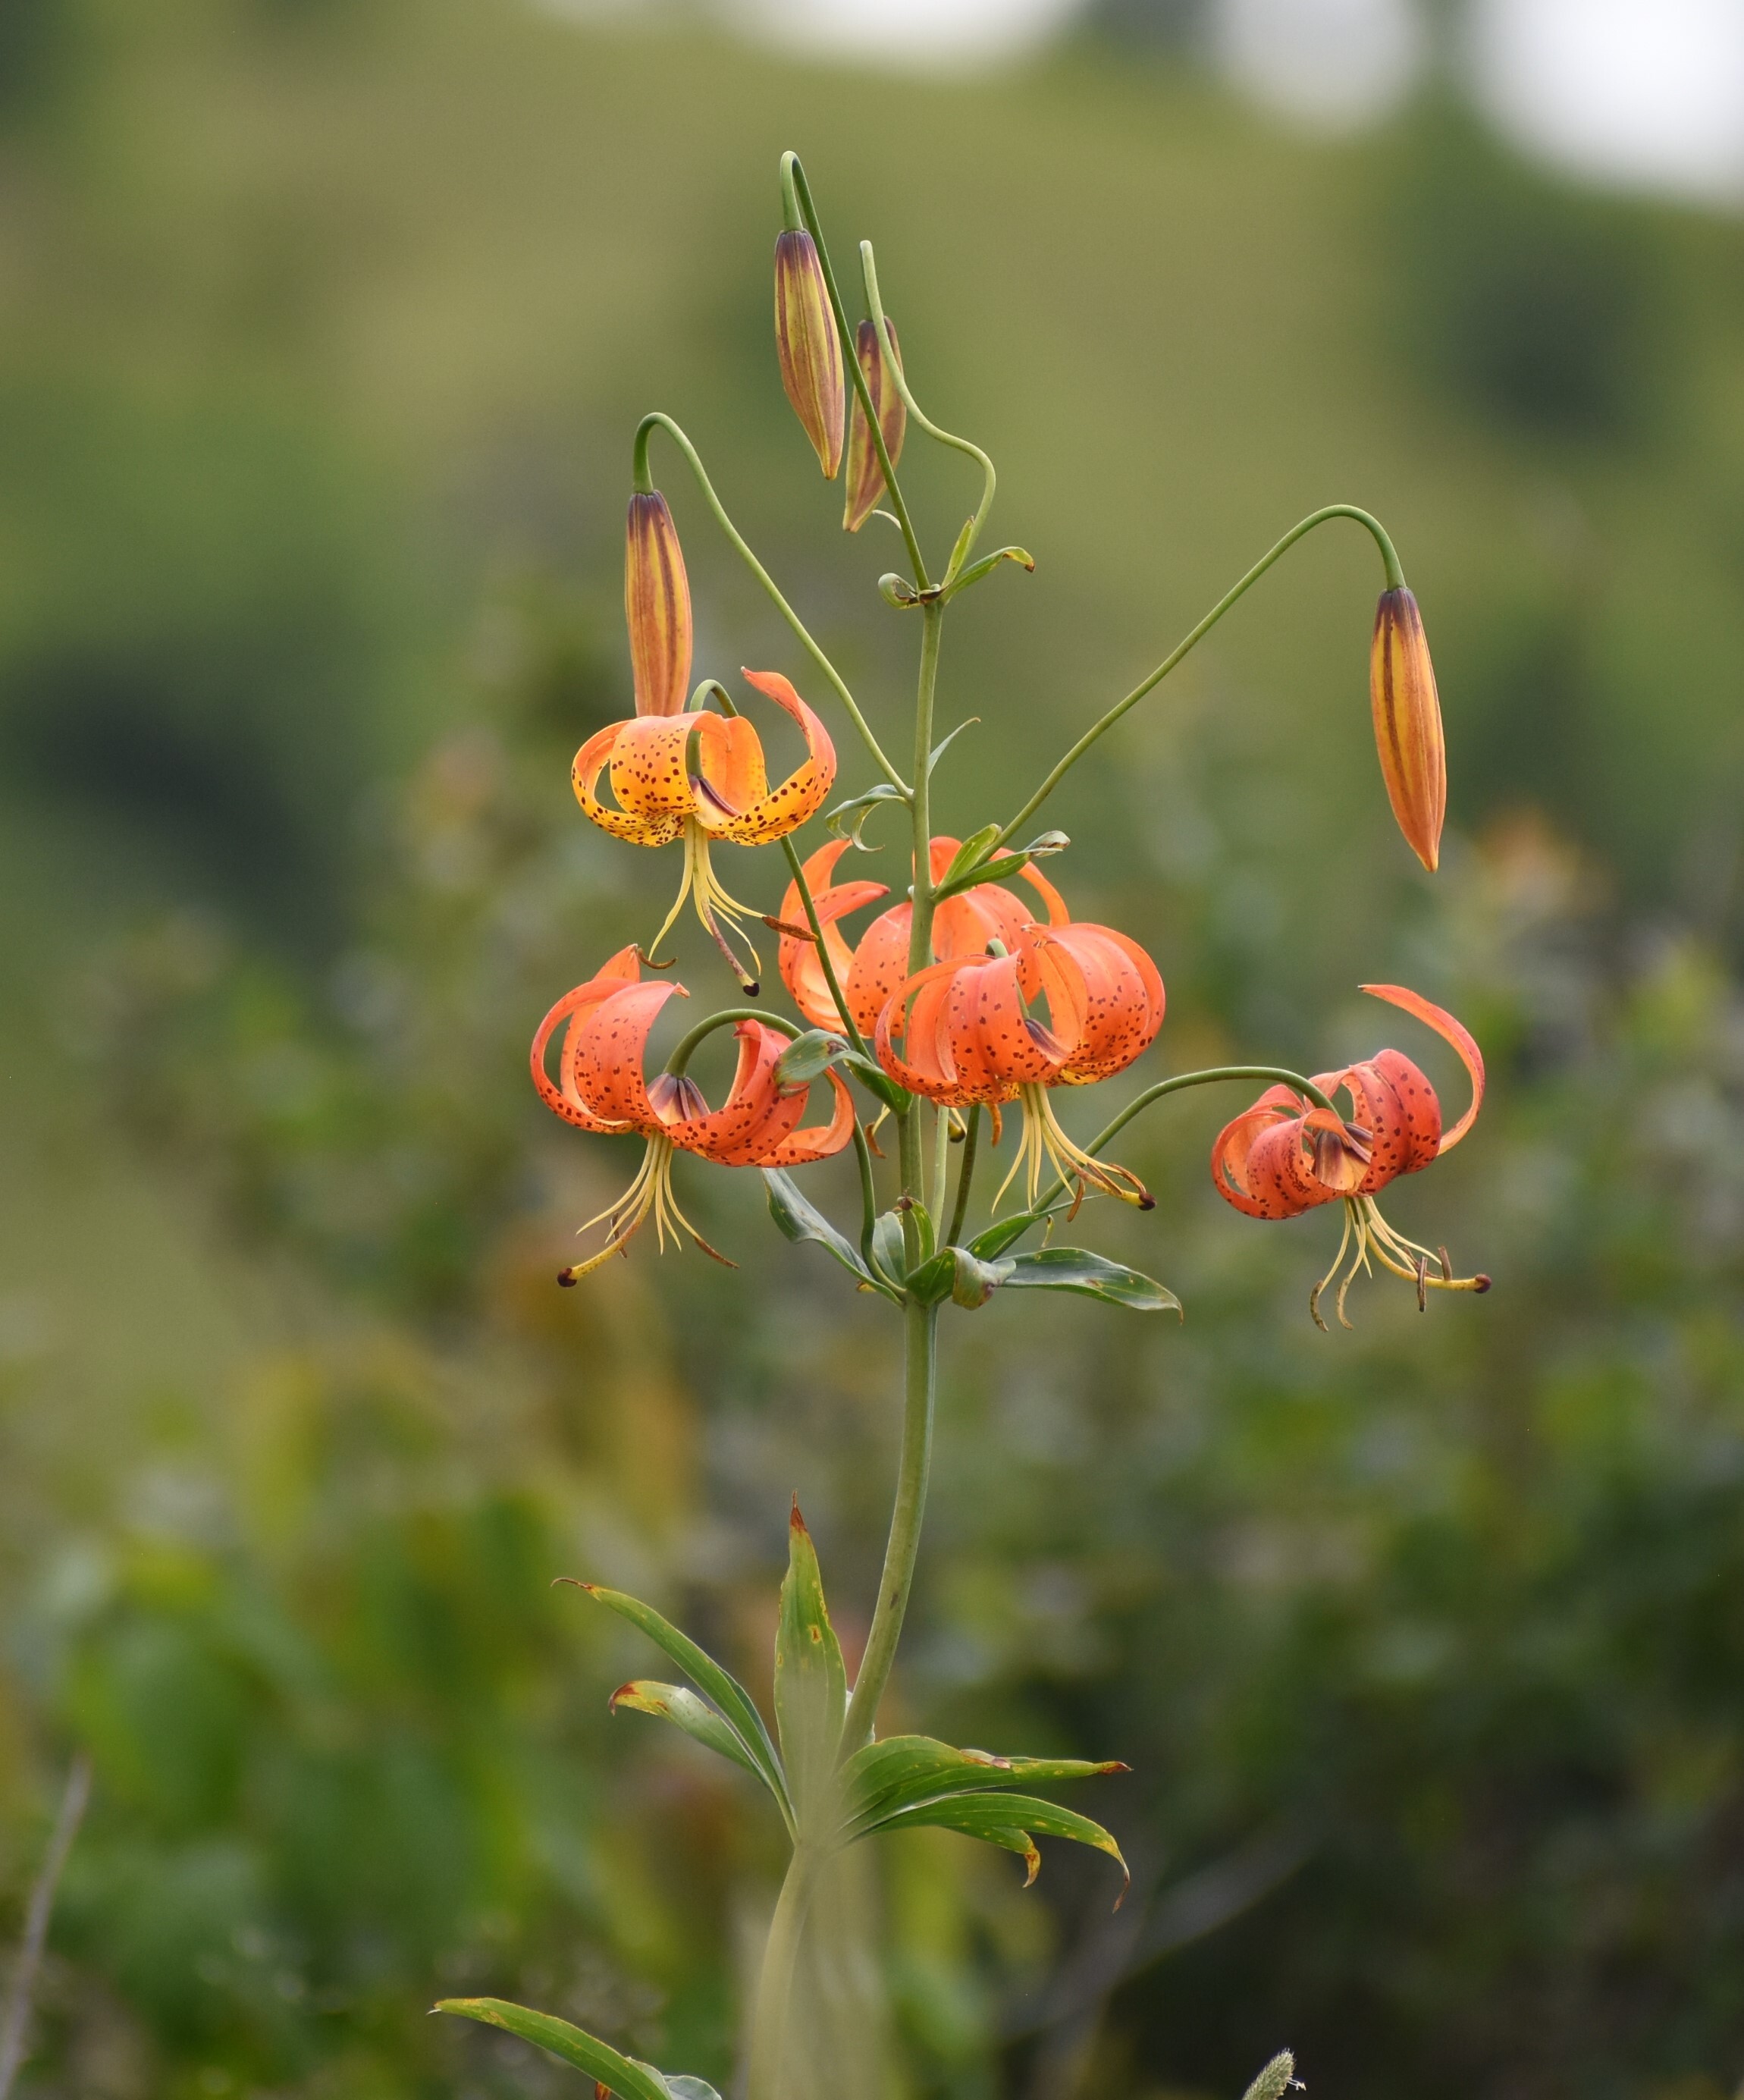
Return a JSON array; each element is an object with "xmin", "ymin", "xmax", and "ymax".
[
  {"xmin": 1370, "ymin": 585, "xmax": 1446, "ymax": 872},
  {"xmin": 625, "ymin": 491, "xmax": 692, "ymax": 718},
  {"xmin": 843, "ymin": 317, "xmax": 905, "ymax": 532},
  {"xmin": 774, "ymin": 229, "xmax": 845, "ymax": 479}
]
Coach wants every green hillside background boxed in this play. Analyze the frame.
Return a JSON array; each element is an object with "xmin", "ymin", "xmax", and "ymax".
[{"xmin": 2, "ymin": 2, "xmax": 1743, "ymax": 2095}]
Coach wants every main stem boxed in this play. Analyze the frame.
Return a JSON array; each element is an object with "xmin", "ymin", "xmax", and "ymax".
[{"xmin": 745, "ymin": 606, "xmax": 946, "ymax": 2100}]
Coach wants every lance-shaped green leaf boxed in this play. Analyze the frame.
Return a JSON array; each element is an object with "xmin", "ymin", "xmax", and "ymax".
[
  {"xmin": 968, "ymin": 1213, "xmax": 1040, "ymax": 1262},
  {"xmin": 927, "ymin": 717, "xmax": 980, "ymax": 775},
  {"xmin": 942, "ymin": 543, "xmax": 1037, "ymax": 601},
  {"xmin": 773, "ymin": 1028, "xmax": 848, "ymax": 1093},
  {"xmin": 775, "ymin": 1500, "xmax": 847, "ymax": 1831},
  {"xmin": 434, "ymin": 1998, "xmax": 672, "ymax": 2100},
  {"xmin": 664, "ymin": 2081, "xmax": 723, "ymax": 2100},
  {"xmin": 867, "ymin": 1791, "xmax": 1129, "ymax": 1899},
  {"xmin": 839, "ymin": 1047, "xmax": 910, "ymax": 1114},
  {"xmin": 1002, "ymin": 1248, "xmax": 1182, "ymax": 1314},
  {"xmin": 937, "ymin": 824, "xmax": 1002, "ymax": 892},
  {"xmin": 869, "ymin": 1210, "xmax": 909, "ymax": 1290},
  {"xmin": 826, "ymin": 780, "xmax": 905, "ymax": 849},
  {"xmin": 608, "ymin": 1681, "xmax": 765, "ymax": 1783},
  {"xmin": 764, "ymin": 1169, "xmax": 898, "ymax": 1301},
  {"xmin": 950, "ymin": 1246, "xmax": 1009, "ymax": 1307},
  {"xmin": 567, "ymin": 1583, "xmax": 792, "ymax": 1826},
  {"xmin": 840, "ymin": 1734, "xmax": 1128, "ymax": 1841}
]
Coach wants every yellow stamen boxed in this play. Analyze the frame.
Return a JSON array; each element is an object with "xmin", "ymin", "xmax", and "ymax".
[
  {"xmin": 1304, "ymin": 1194, "xmax": 1490, "ymax": 1328},
  {"xmin": 647, "ymin": 819, "xmax": 765, "ymax": 993},
  {"xmin": 991, "ymin": 1084, "xmax": 1154, "ymax": 1213},
  {"xmin": 557, "ymin": 1135, "xmax": 735, "ymax": 1285}
]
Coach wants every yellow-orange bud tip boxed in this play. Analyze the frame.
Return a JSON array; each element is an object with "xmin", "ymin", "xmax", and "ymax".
[{"xmin": 1370, "ymin": 585, "xmax": 1446, "ymax": 874}]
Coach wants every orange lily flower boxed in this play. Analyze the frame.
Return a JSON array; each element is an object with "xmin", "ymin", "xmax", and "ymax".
[
  {"xmin": 872, "ymin": 903, "xmax": 1165, "ymax": 1212},
  {"xmin": 572, "ymin": 668, "xmax": 837, "ymax": 993},
  {"xmin": 531, "ymin": 945, "xmax": 854, "ymax": 1282},
  {"xmin": 776, "ymin": 836, "xmax": 1070, "ymax": 1037},
  {"xmin": 1210, "ymin": 984, "xmax": 1489, "ymax": 1326}
]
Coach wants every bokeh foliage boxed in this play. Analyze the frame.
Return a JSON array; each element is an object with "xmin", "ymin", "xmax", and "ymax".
[{"xmin": 1, "ymin": 3, "xmax": 1742, "ymax": 2097}]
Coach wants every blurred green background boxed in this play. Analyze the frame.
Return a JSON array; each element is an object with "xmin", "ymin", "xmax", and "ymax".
[{"xmin": 3, "ymin": 2, "xmax": 1744, "ymax": 2095}]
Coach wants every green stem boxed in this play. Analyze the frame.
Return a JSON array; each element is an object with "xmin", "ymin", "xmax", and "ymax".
[
  {"xmin": 1024, "ymin": 1064, "xmax": 1338, "ymax": 1222},
  {"xmin": 783, "ymin": 155, "xmax": 930, "ymax": 592},
  {"xmin": 859, "ymin": 241, "xmax": 997, "ymax": 577},
  {"xmin": 995, "ymin": 505, "xmax": 1405, "ymax": 849},
  {"xmin": 664, "ymin": 1006, "xmax": 801, "ymax": 1078},
  {"xmin": 745, "ymin": 1844, "xmax": 822, "ymax": 2100},
  {"xmin": 779, "ymin": 835, "xmax": 872, "ymax": 1060},
  {"xmin": 946, "ymin": 1105, "xmax": 982, "ymax": 1246},
  {"xmin": 839, "ymin": 1300, "xmax": 938, "ymax": 1755},
  {"xmin": 634, "ymin": 413, "xmax": 909, "ymax": 795}
]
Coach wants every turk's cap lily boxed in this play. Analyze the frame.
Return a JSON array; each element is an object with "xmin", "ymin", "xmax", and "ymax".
[
  {"xmin": 1371, "ymin": 586, "xmax": 1446, "ymax": 874},
  {"xmin": 532, "ymin": 952, "xmax": 855, "ymax": 1285},
  {"xmin": 873, "ymin": 919, "xmax": 1165, "ymax": 1106},
  {"xmin": 625, "ymin": 491, "xmax": 693, "ymax": 718},
  {"xmin": 572, "ymin": 670, "xmax": 836, "ymax": 849},
  {"xmin": 532, "ymin": 960, "xmax": 853, "ymax": 1168},
  {"xmin": 1210, "ymin": 984, "xmax": 1482, "ymax": 1220},
  {"xmin": 776, "ymin": 836, "xmax": 1069, "ymax": 1036},
  {"xmin": 774, "ymin": 228, "xmax": 845, "ymax": 479},
  {"xmin": 843, "ymin": 317, "xmax": 905, "ymax": 533}
]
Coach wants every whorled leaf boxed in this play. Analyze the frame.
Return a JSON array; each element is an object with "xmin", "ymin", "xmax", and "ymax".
[
  {"xmin": 608, "ymin": 1681, "xmax": 765, "ymax": 1782},
  {"xmin": 763, "ymin": 1169, "xmax": 898, "ymax": 1300},
  {"xmin": 840, "ymin": 1734, "xmax": 1127, "ymax": 1842},
  {"xmin": 1001, "ymin": 1248, "xmax": 1181, "ymax": 1314},
  {"xmin": 867, "ymin": 1790, "xmax": 1129, "ymax": 1900},
  {"xmin": 825, "ymin": 780, "xmax": 905, "ymax": 849},
  {"xmin": 773, "ymin": 1028, "xmax": 848, "ymax": 1093},
  {"xmin": 435, "ymin": 1998, "xmax": 672, "ymax": 2100},
  {"xmin": 568, "ymin": 1583, "xmax": 792, "ymax": 1826}
]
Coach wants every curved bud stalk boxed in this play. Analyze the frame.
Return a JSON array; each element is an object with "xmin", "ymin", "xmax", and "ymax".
[
  {"xmin": 625, "ymin": 491, "xmax": 693, "ymax": 717},
  {"xmin": 774, "ymin": 229, "xmax": 845, "ymax": 479},
  {"xmin": 843, "ymin": 317, "xmax": 905, "ymax": 532},
  {"xmin": 1371, "ymin": 585, "xmax": 1447, "ymax": 871}
]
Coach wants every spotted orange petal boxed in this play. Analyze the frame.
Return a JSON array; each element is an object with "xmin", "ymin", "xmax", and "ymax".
[
  {"xmin": 572, "ymin": 723, "xmax": 685, "ymax": 846},
  {"xmin": 712, "ymin": 670, "xmax": 838, "ymax": 844},
  {"xmin": 776, "ymin": 839, "xmax": 889, "ymax": 1030},
  {"xmin": 762, "ymin": 1068, "xmax": 857, "ymax": 1167},
  {"xmin": 667, "ymin": 1019, "xmax": 807, "ymax": 1165},
  {"xmin": 1359, "ymin": 984, "xmax": 1485, "ymax": 1152},
  {"xmin": 530, "ymin": 946, "xmax": 646, "ymax": 1132},
  {"xmin": 569, "ymin": 979, "xmax": 688, "ymax": 1130}
]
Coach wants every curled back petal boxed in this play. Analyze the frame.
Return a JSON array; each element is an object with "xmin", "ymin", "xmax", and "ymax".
[
  {"xmin": 571, "ymin": 980, "xmax": 688, "ymax": 1129},
  {"xmin": 777, "ymin": 840, "xmax": 888, "ymax": 1030},
  {"xmin": 1210, "ymin": 1100, "xmax": 1303, "ymax": 1217},
  {"xmin": 530, "ymin": 946, "xmax": 645, "ymax": 1132},
  {"xmin": 875, "ymin": 959, "xmax": 972, "ymax": 1102},
  {"xmin": 1036, "ymin": 924, "xmax": 1164, "ymax": 1085},
  {"xmin": 943, "ymin": 952, "xmax": 1067, "ymax": 1097},
  {"xmin": 717, "ymin": 670, "xmax": 838, "ymax": 843},
  {"xmin": 761, "ymin": 1069, "xmax": 857, "ymax": 1167},
  {"xmin": 1246, "ymin": 1116, "xmax": 1342, "ymax": 1216},
  {"xmin": 687, "ymin": 712, "xmax": 770, "ymax": 833},
  {"xmin": 1359, "ymin": 984, "xmax": 1485, "ymax": 1153},
  {"xmin": 847, "ymin": 903, "xmax": 921, "ymax": 1037},
  {"xmin": 572, "ymin": 724, "xmax": 685, "ymax": 846},
  {"xmin": 669, "ymin": 1019, "xmax": 806, "ymax": 1165}
]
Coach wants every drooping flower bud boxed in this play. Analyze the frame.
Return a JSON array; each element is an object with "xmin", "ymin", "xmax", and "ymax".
[
  {"xmin": 624, "ymin": 491, "xmax": 692, "ymax": 717},
  {"xmin": 773, "ymin": 229, "xmax": 844, "ymax": 479},
  {"xmin": 1370, "ymin": 585, "xmax": 1446, "ymax": 872},
  {"xmin": 843, "ymin": 317, "xmax": 905, "ymax": 532}
]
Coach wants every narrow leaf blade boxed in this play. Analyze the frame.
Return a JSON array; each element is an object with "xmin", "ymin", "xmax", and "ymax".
[
  {"xmin": 1002, "ymin": 1248, "xmax": 1182, "ymax": 1314},
  {"xmin": 842, "ymin": 1734, "xmax": 1126, "ymax": 1835},
  {"xmin": 435, "ymin": 1998, "xmax": 672, "ymax": 2100},
  {"xmin": 609, "ymin": 1681, "xmax": 764, "ymax": 1781},
  {"xmin": 868, "ymin": 1790, "xmax": 1129, "ymax": 1898},
  {"xmin": 572, "ymin": 1584, "xmax": 789, "ymax": 1817},
  {"xmin": 763, "ymin": 1169, "xmax": 886, "ymax": 1293}
]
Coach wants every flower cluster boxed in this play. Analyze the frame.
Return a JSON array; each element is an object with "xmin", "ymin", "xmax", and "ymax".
[{"xmin": 525, "ymin": 159, "xmax": 1483, "ymax": 1327}]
